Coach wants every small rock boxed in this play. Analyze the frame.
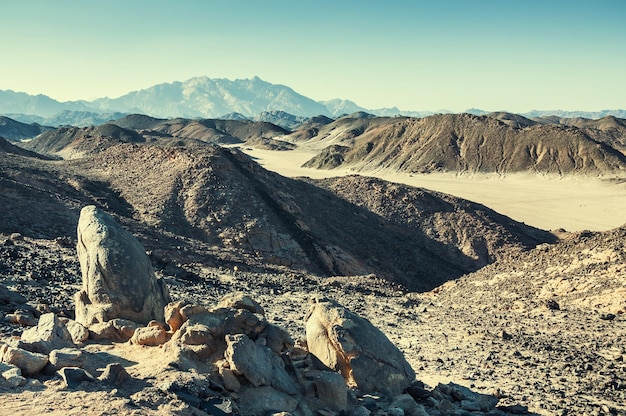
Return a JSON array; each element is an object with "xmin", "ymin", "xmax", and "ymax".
[
  {"xmin": 461, "ymin": 400, "xmax": 482, "ymax": 411},
  {"xmin": 218, "ymin": 292, "xmax": 265, "ymax": 315},
  {"xmin": 225, "ymin": 334, "xmax": 272, "ymax": 387},
  {"xmin": 390, "ymin": 394, "xmax": 420, "ymax": 416},
  {"xmin": 600, "ymin": 313, "xmax": 616, "ymax": 321},
  {"xmin": 164, "ymin": 300, "xmax": 189, "ymax": 332},
  {"xmin": 130, "ymin": 325, "xmax": 168, "ymax": 346},
  {"xmin": 546, "ymin": 300, "xmax": 560, "ymax": 311},
  {"xmin": 218, "ymin": 366, "xmax": 241, "ymax": 393},
  {"xmin": 99, "ymin": 363, "xmax": 131, "ymax": 386},
  {"xmin": 59, "ymin": 318, "xmax": 89, "ymax": 344},
  {"xmin": 48, "ymin": 348, "xmax": 86, "ymax": 371},
  {"xmin": 0, "ymin": 345, "xmax": 48, "ymax": 376},
  {"xmin": 438, "ymin": 399, "xmax": 454, "ymax": 414},
  {"xmin": 388, "ymin": 407, "xmax": 404, "ymax": 416},
  {"xmin": 2, "ymin": 365, "xmax": 26, "ymax": 387},
  {"xmin": 89, "ymin": 319, "xmax": 140, "ymax": 341},
  {"xmin": 58, "ymin": 367, "xmax": 96, "ymax": 389},
  {"xmin": 20, "ymin": 313, "xmax": 75, "ymax": 354},
  {"xmin": 9, "ymin": 233, "xmax": 23, "ymax": 241},
  {"xmin": 6, "ymin": 310, "xmax": 37, "ymax": 327}
]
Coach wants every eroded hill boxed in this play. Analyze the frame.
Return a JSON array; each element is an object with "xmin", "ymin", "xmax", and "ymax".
[
  {"xmin": 301, "ymin": 113, "xmax": 626, "ymax": 175},
  {"xmin": 1, "ymin": 142, "xmax": 553, "ymax": 291}
]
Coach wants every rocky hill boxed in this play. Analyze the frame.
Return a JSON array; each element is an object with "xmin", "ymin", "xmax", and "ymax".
[
  {"xmin": 0, "ymin": 116, "xmax": 51, "ymax": 141},
  {"xmin": 0, "ymin": 142, "xmax": 553, "ymax": 292},
  {"xmin": 18, "ymin": 116, "xmax": 290, "ymax": 158},
  {"xmin": 301, "ymin": 113, "xmax": 626, "ymax": 175},
  {"xmin": 20, "ymin": 124, "xmax": 145, "ymax": 159}
]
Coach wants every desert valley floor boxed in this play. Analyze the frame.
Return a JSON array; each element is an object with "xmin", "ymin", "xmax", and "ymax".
[{"xmin": 238, "ymin": 145, "xmax": 626, "ymax": 232}]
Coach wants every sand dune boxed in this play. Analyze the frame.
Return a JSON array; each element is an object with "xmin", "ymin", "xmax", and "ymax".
[{"xmin": 237, "ymin": 146, "xmax": 626, "ymax": 232}]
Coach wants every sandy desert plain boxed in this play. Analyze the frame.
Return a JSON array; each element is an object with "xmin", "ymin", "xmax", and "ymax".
[{"xmin": 238, "ymin": 144, "xmax": 626, "ymax": 232}]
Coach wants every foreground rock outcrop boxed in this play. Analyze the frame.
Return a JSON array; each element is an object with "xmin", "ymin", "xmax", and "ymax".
[
  {"xmin": 74, "ymin": 205, "xmax": 170, "ymax": 326},
  {"xmin": 306, "ymin": 296, "xmax": 416, "ymax": 396}
]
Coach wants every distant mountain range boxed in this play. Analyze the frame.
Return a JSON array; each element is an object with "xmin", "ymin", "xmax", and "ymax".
[{"xmin": 1, "ymin": 76, "xmax": 624, "ymax": 127}]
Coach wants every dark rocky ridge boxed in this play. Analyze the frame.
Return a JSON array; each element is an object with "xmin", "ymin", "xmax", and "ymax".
[
  {"xmin": 0, "ymin": 116, "xmax": 51, "ymax": 141},
  {"xmin": 1, "ymin": 141, "xmax": 553, "ymax": 291}
]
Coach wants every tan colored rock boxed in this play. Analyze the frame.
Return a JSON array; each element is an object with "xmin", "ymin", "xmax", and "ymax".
[
  {"xmin": 0, "ymin": 345, "xmax": 48, "ymax": 376},
  {"xmin": 89, "ymin": 319, "xmax": 140, "ymax": 341},
  {"xmin": 2, "ymin": 366, "xmax": 26, "ymax": 388},
  {"xmin": 305, "ymin": 297, "xmax": 415, "ymax": 396},
  {"xmin": 177, "ymin": 322, "xmax": 213, "ymax": 346},
  {"xmin": 130, "ymin": 325, "xmax": 169, "ymax": 346},
  {"xmin": 20, "ymin": 313, "xmax": 74, "ymax": 354},
  {"xmin": 75, "ymin": 205, "xmax": 170, "ymax": 326},
  {"xmin": 217, "ymin": 292, "xmax": 265, "ymax": 315},
  {"xmin": 5, "ymin": 310, "xmax": 36, "ymax": 326},
  {"xmin": 59, "ymin": 318, "xmax": 89, "ymax": 344},
  {"xmin": 99, "ymin": 363, "xmax": 131, "ymax": 386},
  {"xmin": 48, "ymin": 348, "xmax": 86, "ymax": 371},
  {"xmin": 164, "ymin": 300, "xmax": 189, "ymax": 332}
]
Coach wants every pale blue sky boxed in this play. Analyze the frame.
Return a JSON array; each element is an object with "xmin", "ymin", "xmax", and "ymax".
[{"xmin": 1, "ymin": 0, "xmax": 624, "ymax": 112}]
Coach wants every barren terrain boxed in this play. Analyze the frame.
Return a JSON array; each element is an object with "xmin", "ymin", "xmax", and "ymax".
[
  {"xmin": 1, "ymin": 112, "xmax": 626, "ymax": 415},
  {"xmin": 237, "ymin": 145, "xmax": 626, "ymax": 232}
]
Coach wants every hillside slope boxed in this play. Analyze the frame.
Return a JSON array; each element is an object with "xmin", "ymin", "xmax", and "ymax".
[
  {"xmin": 1, "ymin": 143, "xmax": 554, "ymax": 291},
  {"xmin": 302, "ymin": 113, "xmax": 626, "ymax": 175}
]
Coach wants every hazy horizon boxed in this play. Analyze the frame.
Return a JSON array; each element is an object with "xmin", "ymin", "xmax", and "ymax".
[{"xmin": 1, "ymin": 0, "xmax": 624, "ymax": 113}]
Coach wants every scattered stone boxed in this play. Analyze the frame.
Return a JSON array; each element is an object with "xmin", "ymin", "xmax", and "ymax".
[
  {"xmin": 59, "ymin": 317, "xmax": 89, "ymax": 344},
  {"xmin": 218, "ymin": 365, "xmax": 241, "ymax": 393},
  {"xmin": 48, "ymin": 347, "xmax": 86, "ymax": 371},
  {"xmin": 19, "ymin": 313, "xmax": 75, "ymax": 354},
  {"xmin": 2, "ymin": 366, "xmax": 26, "ymax": 387},
  {"xmin": 218, "ymin": 292, "xmax": 265, "ymax": 315},
  {"xmin": 74, "ymin": 205, "xmax": 171, "ymax": 326},
  {"xmin": 600, "ymin": 313, "xmax": 616, "ymax": 321},
  {"xmin": 225, "ymin": 333, "xmax": 272, "ymax": 387},
  {"xmin": 164, "ymin": 300, "xmax": 189, "ymax": 332},
  {"xmin": 5, "ymin": 310, "xmax": 37, "ymax": 326},
  {"xmin": 89, "ymin": 319, "xmax": 140, "ymax": 341},
  {"xmin": 9, "ymin": 233, "xmax": 23, "ymax": 241},
  {"xmin": 58, "ymin": 366, "xmax": 96, "ymax": 389},
  {"xmin": 305, "ymin": 297, "xmax": 416, "ymax": 396},
  {"xmin": 130, "ymin": 325, "xmax": 169, "ymax": 346},
  {"xmin": 260, "ymin": 323, "xmax": 294, "ymax": 354},
  {"xmin": 497, "ymin": 404, "xmax": 529, "ymax": 414},
  {"xmin": 0, "ymin": 344, "xmax": 48, "ymax": 376},
  {"xmin": 546, "ymin": 300, "xmax": 560, "ymax": 311},
  {"xmin": 99, "ymin": 363, "xmax": 131, "ymax": 386},
  {"xmin": 304, "ymin": 370, "xmax": 347, "ymax": 412},
  {"xmin": 0, "ymin": 284, "xmax": 27, "ymax": 309},
  {"xmin": 390, "ymin": 394, "xmax": 421, "ymax": 416}
]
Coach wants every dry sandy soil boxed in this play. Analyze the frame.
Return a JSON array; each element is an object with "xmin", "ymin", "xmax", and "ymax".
[{"xmin": 237, "ymin": 145, "xmax": 626, "ymax": 232}]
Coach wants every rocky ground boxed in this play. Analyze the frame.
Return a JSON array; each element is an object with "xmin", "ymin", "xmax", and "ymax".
[{"xmin": 1, "ymin": 225, "xmax": 625, "ymax": 415}]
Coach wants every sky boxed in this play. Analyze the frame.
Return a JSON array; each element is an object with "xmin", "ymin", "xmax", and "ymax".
[{"xmin": 1, "ymin": 0, "xmax": 624, "ymax": 113}]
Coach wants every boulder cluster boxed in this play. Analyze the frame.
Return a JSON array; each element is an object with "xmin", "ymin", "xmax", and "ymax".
[{"xmin": 1, "ymin": 206, "xmax": 526, "ymax": 415}]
